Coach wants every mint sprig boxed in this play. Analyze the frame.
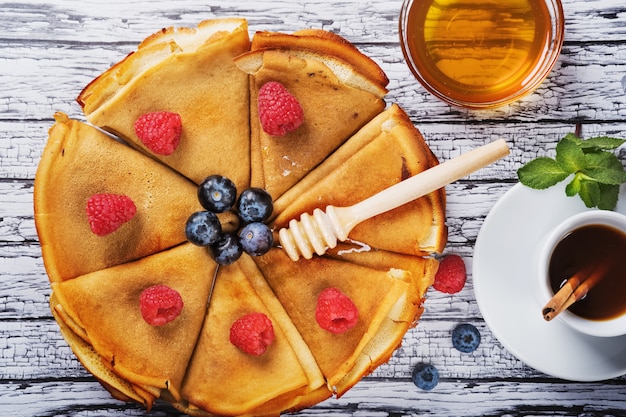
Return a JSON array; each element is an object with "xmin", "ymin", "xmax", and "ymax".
[{"xmin": 517, "ymin": 133, "xmax": 626, "ymax": 210}]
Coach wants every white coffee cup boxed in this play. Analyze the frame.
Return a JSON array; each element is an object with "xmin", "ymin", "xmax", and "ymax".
[{"xmin": 535, "ymin": 210, "xmax": 626, "ymax": 337}]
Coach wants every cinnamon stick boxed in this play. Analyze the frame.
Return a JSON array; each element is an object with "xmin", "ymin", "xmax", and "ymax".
[
  {"xmin": 542, "ymin": 271, "xmax": 587, "ymax": 321},
  {"xmin": 542, "ymin": 263, "xmax": 609, "ymax": 321}
]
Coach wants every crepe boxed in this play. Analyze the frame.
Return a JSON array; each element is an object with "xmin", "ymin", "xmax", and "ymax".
[
  {"xmin": 235, "ymin": 29, "xmax": 389, "ymax": 200},
  {"xmin": 34, "ymin": 113, "xmax": 237, "ymax": 282},
  {"xmin": 179, "ymin": 253, "xmax": 326, "ymax": 416},
  {"xmin": 51, "ymin": 243, "xmax": 216, "ymax": 402},
  {"xmin": 77, "ymin": 18, "xmax": 251, "ymax": 188},
  {"xmin": 327, "ymin": 242, "xmax": 439, "ymax": 306},
  {"xmin": 249, "ymin": 29, "xmax": 389, "ymax": 96},
  {"xmin": 35, "ymin": 18, "xmax": 450, "ymax": 417},
  {"xmin": 271, "ymin": 104, "xmax": 447, "ymax": 256},
  {"xmin": 252, "ymin": 248, "xmax": 413, "ymax": 395},
  {"xmin": 50, "ymin": 292, "xmax": 157, "ymax": 409}
]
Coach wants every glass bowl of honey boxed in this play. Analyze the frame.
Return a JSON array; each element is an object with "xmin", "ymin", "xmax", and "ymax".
[{"xmin": 399, "ymin": 0, "xmax": 565, "ymax": 109}]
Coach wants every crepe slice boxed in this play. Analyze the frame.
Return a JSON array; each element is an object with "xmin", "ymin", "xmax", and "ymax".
[
  {"xmin": 175, "ymin": 384, "xmax": 332, "ymax": 417},
  {"xmin": 252, "ymin": 248, "xmax": 413, "ymax": 396},
  {"xmin": 178, "ymin": 253, "xmax": 326, "ymax": 416},
  {"xmin": 77, "ymin": 18, "xmax": 251, "ymax": 188},
  {"xmin": 320, "ymin": 244, "xmax": 438, "ymax": 394},
  {"xmin": 51, "ymin": 243, "xmax": 216, "ymax": 402},
  {"xmin": 50, "ymin": 292, "xmax": 157, "ymax": 410},
  {"xmin": 235, "ymin": 253, "xmax": 330, "ymax": 416},
  {"xmin": 271, "ymin": 103, "xmax": 447, "ymax": 257},
  {"xmin": 326, "ymin": 242, "xmax": 439, "ymax": 305},
  {"xmin": 34, "ymin": 113, "xmax": 234, "ymax": 282},
  {"xmin": 250, "ymin": 29, "xmax": 389, "ymax": 96},
  {"xmin": 235, "ymin": 29, "xmax": 388, "ymax": 200}
]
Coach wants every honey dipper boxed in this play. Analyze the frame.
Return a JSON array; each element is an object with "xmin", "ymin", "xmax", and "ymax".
[{"xmin": 278, "ymin": 139, "xmax": 510, "ymax": 261}]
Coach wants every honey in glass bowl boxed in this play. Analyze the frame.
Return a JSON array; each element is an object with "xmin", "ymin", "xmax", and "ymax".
[{"xmin": 399, "ymin": 0, "xmax": 564, "ymax": 109}]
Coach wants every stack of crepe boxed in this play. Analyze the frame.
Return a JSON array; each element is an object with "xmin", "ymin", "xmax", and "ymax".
[{"xmin": 34, "ymin": 18, "xmax": 447, "ymax": 416}]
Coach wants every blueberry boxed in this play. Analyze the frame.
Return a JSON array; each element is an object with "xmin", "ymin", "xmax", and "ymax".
[
  {"xmin": 411, "ymin": 363, "xmax": 439, "ymax": 391},
  {"xmin": 237, "ymin": 188, "xmax": 273, "ymax": 224},
  {"xmin": 185, "ymin": 211, "xmax": 222, "ymax": 246},
  {"xmin": 198, "ymin": 175, "xmax": 237, "ymax": 213},
  {"xmin": 239, "ymin": 222, "xmax": 274, "ymax": 256},
  {"xmin": 210, "ymin": 232, "xmax": 243, "ymax": 265},
  {"xmin": 451, "ymin": 323, "xmax": 481, "ymax": 353}
]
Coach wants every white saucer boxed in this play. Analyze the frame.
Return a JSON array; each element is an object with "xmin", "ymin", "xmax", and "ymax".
[{"xmin": 473, "ymin": 182, "xmax": 626, "ymax": 381}]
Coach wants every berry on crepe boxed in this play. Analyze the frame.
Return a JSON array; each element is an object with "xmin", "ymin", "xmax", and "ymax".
[
  {"xmin": 229, "ymin": 312, "xmax": 275, "ymax": 356},
  {"xmin": 257, "ymin": 81, "xmax": 304, "ymax": 137},
  {"xmin": 134, "ymin": 111, "xmax": 182, "ymax": 156},
  {"xmin": 139, "ymin": 284, "xmax": 184, "ymax": 326}
]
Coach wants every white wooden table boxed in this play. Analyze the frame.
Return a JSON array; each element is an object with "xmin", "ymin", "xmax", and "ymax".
[{"xmin": 2, "ymin": 1, "xmax": 626, "ymax": 415}]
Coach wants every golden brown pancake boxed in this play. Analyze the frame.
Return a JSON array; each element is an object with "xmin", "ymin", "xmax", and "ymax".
[
  {"xmin": 252, "ymin": 248, "xmax": 412, "ymax": 395},
  {"xmin": 51, "ymin": 243, "xmax": 217, "ymax": 402},
  {"xmin": 34, "ymin": 113, "xmax": 235, "ymax": 283},
  {"xmin": 272, "ymin": 104, "xmax": 447, "ymax": 256},
  {"xmin": 323, "ymin": 243, "xmax": 439, "ymax": 393},
  {"xmin": 326, "ymin": 242, "xmax": 439, "ymax": 305},
  {"xmin": 235, "ymin": 30, "xmax": 388, "ymax": 200},
  {"xmin": 35, "ymin": 18, "xmax": 450, "ymax": 417},
  {"xmin": 50, "ymin": 292, "xmax": 155, "ymax": 409},
  {"xmin": 235, "ymin": 253, "xmax": 330, "ymax": 415},
  {"xmin": 77, "ymin": 18, "xmax": 251, "ymax": 188},
  {"xmin": 179, "ymin": 253, "xmax": 324, "ymax": 416},
  {"xmin": 250, "ymin": 29, "xmax": 389, "ymax": 94}
]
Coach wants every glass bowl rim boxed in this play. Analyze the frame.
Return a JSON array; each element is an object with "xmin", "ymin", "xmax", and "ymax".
[{"xmin": 398, "ymin": 0, "xmax": 565, "ymax": 110}]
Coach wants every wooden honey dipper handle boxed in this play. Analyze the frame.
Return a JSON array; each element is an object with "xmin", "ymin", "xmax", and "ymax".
[{"xmin": 278, "ymin": 139, "xmax": 510, "ymax": 261}]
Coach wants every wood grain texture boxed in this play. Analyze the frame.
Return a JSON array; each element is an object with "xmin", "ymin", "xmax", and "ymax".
[
  {"xmin": 3, "ymin": 121, "xmax": 626, "ymax": 181},
  {"xmin": 2, "ymin": 0, "xmax": 625, "ymax": 43},
  {"xmin": 2, "ymin": 0, "xmax": 626, "ymax": 415},
  {"xmin": 3, "ymin": 42, "xmax": 626, "ymax": 123},
  {"xmin": 3, "ymin": 378, "xmax": 626, "ymax": 417}
]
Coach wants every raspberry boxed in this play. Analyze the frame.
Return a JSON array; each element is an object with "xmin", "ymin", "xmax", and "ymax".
[
  {"xmin": 229, "ymin": 312, "xmax": 275, "ymax": 356},
  {"xmin": 257, "ymin": 81, "xmax": 304, "ymax": 136},
  {"xmin": 86, "ymin": 193, "xmax": 137, "ymax": 236},
  {"xmin": 315, "ymin": 287, "xmax": 359, "ymax": 334},
  {"xmin": 134, "ymin": 111, "xmax": 182, "ymax": 155},
  {"xmin": 139, "ymin": 285, "xmax": 184, "ymax": 326},
  {"xmin": 433, "ymin": 254, "xmax": 467, "ymax": 294}
]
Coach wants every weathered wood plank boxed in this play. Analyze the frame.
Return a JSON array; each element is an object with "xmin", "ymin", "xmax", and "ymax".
[
  {"xmin": 313, "ymin": 379, "xmax": 626, "ymax": 416},
  {"xmin": 2, "ymin": 378, "xmax": 626, "ymax": 417},
  {"xmin": 1, "ymin": 0, "xmax": 625, "ymax": 44},
  {"xmin": 0, "ymin": 251, "xmax": 48, "ymax": 319},
  {"xmin": 3, "ymin": 40, "xmax": 626, "ymax": 123},
  {"xmin": 4, "ymin": 118, "xmax": 626, "ymax": 182},
  {"xmin": 0, "ymin": 181, "xmax": 34, "ymax": 217},
  {"xmin": 0, "ymin": 316, "xmax": 597, "ymax": 383}
]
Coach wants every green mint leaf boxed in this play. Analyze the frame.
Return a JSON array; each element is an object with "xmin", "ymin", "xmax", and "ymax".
[
  {"xmin": 517, "ymin": 157, "xmax": 569, "ymax": 189},
  {"xmin": 565, "ymin": 174, "xmax": 582, "ymax": 197},
  {"xmin": 578, "ymin": 180, "xmax": 601, "ymax": 208},
  {"xmin": 598, "ymin": 183, "xmax": 620, "ymax": 210},
  {"xmin": 583, "ymin": 152, "xmax": 626, "ymax": 185},
  {"xmin": 580, "ymin": 136, "xmax": 626, "ymax": 152},
  {"xmin": 517, "ymin": 132, "xmax": 626, "ymax": 210},
  {"xmin": 563, "ymin": 133, "xmax": 583, "ymax": 145},
  {"xmin": 555, "ymin": 136, "xmax": 586, "ymax": 173}
]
